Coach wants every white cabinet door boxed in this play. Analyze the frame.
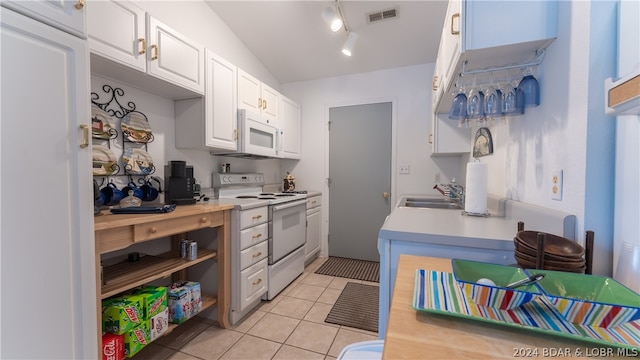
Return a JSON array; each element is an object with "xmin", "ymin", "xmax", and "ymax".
[
  {"xmin": 1, "ymin": 7, "xmax": 96, "ymax": 358},
  {"xmin": 237, "ymin": 68, "xmax": 279, "ymax": 125},
  {"xmin": 261, "ymin": 82, "xmax": 279, "ymax": 123},
  {"xmin": 205, "ymin": 50, "xmax": 238, "ymax": 150},
  {"xmin": 2, "ymin": 0, "xmax": 85, "ymax": 37},
  {"xmin": 238, "ymin": 69, "xmax": 262, "ymax": 113},
  {"xmin": 439, "ymin": 0, "xmax": 462, "ymax": 96},
  {"xmin": 87, "ymin": 0, "xmax": 145, "ymax": 71},
  {"xmin": 430, "ymin": 112, "xmax": 470, "ymax": 156},
  {"xmin": 147, "ymin": 15, "xmax": 204, "ymax": 94},
  {"xmin": 305, "ymin": 207, "xmax": 321, "ymax": 262},
  {"xmin": 278, "ymin": 95, "xmax": 301, "ymax": 159}
]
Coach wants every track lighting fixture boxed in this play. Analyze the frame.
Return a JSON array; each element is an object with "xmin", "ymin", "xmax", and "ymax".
[
  {"xmin": 341, "ymin": 31, "xmax": 358, "ymax": 56},
  {"xmin": 322, "ymin": 5, "xmax": 343, "ymax": 32}
]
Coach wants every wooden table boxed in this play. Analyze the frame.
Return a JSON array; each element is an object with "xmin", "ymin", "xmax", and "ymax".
[
  {"xmin": 382, "ymin": 255, "xmax": 626, "ymax": 359},
  {"xmin": 94, "ymin": 203, "xmax": 234, "ymax": 353}
]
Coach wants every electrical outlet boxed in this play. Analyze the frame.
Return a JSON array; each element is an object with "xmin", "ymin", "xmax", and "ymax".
[
  {"xmin": 399, "ymin": 164, "xmax": 410, "ymax": 174},
  {"xmin": 551, "ymin": 170, "xmax": 563, "ymax": 201}
]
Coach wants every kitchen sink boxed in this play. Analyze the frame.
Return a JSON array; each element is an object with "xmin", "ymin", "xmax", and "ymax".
[{"xmin": 400, "ymin": 197, "xmax": 463, "ymax": 210}]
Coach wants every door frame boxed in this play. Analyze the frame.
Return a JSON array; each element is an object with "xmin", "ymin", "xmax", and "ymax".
[{"xmin": 322, "ymin": 96, "xmax": 398, "ymax": 258}]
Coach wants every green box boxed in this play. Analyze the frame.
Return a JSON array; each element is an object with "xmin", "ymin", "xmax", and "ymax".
[
  {"xmin": 133, "ymin": 286, "xmax": 167, "ymax": 320},
  {"xmin": 102, "ymin": 295, "xmax": 144, "ymax": 335},
  {"xmin": 124, "ymin": 321, "xmax": 150, "ymax": 358}
]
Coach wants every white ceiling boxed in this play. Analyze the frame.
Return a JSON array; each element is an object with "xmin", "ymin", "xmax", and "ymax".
[{"xmin": 204, "ymin": 1, "xmax": 448, "ymax": 84}]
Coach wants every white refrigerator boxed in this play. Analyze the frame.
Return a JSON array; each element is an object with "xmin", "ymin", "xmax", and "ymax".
[{"xmin": 611, "ymin": 0, "xmax": 640, "ymax": 292}]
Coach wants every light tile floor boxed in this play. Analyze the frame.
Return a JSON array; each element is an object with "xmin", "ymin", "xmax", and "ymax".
[{"xmin": 135, "ymin": 257, "xmax": 379, "ymax": 360}]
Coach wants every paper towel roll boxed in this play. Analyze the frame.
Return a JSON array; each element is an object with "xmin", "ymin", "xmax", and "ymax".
[{"xmin": 465, "ymin": 161, "xmax": 487, "ymax": 214}]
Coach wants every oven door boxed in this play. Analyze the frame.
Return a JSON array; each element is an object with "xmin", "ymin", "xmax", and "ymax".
[
  {"xmin": 269, "ymin": 199, "xmax": 307, "ymax": 264},
  {"xmin": 239, "ymin": 109, "xmax": 279, "ymax": 158}
]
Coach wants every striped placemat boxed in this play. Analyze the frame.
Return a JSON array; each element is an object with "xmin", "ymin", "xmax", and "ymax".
[{"xmin": 413, "ymin": 270, "xmax": 640, "ymax": 350}]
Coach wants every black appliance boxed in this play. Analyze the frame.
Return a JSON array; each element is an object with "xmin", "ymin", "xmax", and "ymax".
[{"xmin": 164, "ymin": 161, "xmax": 196, "ymax": 205}]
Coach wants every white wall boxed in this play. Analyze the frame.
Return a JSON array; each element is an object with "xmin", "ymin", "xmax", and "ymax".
[{"xmin": 281, "ymin": 64, "xmax": 464, "ymax": 256}]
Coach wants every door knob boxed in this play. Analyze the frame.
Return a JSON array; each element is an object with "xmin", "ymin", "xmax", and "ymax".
[{"xmin": 383, "ymin": 192, "xmax": 390, "ymax": 198}]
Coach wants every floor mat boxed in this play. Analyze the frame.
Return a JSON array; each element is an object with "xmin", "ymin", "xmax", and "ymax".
[
  {"xmin": 314, "ymin": 257, "xmax": 380, "ymax": 283},
  {"xmin": 325, "ymin": 282, "xmax": 379, "ymax": 333}
]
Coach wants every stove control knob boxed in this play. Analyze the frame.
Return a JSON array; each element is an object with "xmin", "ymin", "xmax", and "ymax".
[{"xmin": 227, "ymin": 176, "xmax": 233, "ymax": 183}]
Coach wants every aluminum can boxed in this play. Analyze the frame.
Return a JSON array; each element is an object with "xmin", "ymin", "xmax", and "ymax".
[
  {"xmin": 180, "ymin": 240, "xmax": 189, "ymax": 258},
  {"xmin": 188, "ymin": 241, "xmax": 198, "ymax": 261}
]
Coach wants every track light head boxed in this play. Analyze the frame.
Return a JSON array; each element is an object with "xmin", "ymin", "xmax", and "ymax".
[
  {"xmin": 322, "ymin": 6, "xmax": 343, "ymax": 32},
  {"xmin": 341, "ymin": 32, "xmax": 359, "ymax": 56}
]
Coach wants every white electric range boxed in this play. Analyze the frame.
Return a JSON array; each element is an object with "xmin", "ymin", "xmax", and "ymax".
[{"xmin": 212, "ymin": 173, "xmax": 307, "ymax": 324}]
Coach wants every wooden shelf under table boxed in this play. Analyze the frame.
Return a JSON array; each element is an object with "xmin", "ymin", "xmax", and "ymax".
[{"xmin": 101, "ymin": 249, "xmax": 217, "ymax": 299}]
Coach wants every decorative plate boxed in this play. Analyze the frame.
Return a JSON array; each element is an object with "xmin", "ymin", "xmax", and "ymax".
[
  {"xmin": 92, "ymin": 145, "xmax": 118, "ymax": 176},
  {"xmin": 413, "ymin": 269, "xmax": 640, "ymax": 350},
  {"xmin": 121, "ymin": 112, "xmax": 153, "ymax": 143},
  {"xmin": 91, "ymin": 104, "xmax": 116, "ymax": 139},
  {"xmin": 123, "ymin": 148, "xmax": 154, "ymax": 175},
  {"xmin": 473, "ymin": 127, "xmax": 493, "ymax": 158}
]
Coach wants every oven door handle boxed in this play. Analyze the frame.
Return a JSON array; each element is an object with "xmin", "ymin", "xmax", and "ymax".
[{"xmin": 271, "ymin": 199, "xmax": 307, "ymax": 212}]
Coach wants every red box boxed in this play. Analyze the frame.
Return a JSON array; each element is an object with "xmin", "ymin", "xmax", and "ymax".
[{"xmin": 102, "ymin": 333, "xmax": 124, "ymax": 360}]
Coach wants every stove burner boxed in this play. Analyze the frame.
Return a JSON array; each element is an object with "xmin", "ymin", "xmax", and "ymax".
[
  {"xmin": 275, "ymin": 193, "xmax": 295, "ymax": 197},
  {"xmin": 236, "ymin": 195, "xmax": 258, "ymax": 199}
]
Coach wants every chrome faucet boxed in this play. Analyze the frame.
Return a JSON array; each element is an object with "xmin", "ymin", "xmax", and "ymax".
[{"xmin": 433, "ymin": 178, "xmax": 465, "ymax": 207}]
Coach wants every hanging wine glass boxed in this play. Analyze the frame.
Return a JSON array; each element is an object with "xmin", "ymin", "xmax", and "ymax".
[
  {"xmin": 517, "ymin": 66, "xmax": 540, "ymax": 108},
  {"xmin": 466, "ymin": 75, "xmax": 484, "ymax": 124},
  {"xmin": 483, "ymin": 72, "xmax": 501, "ymax": 124},
  {"xmin": 501, "ymin": 71, "xmax": 524, "ymax": 118},
  {"xmin": 449, "ymin": 78, "xmax": 467, "ymax": 122}
]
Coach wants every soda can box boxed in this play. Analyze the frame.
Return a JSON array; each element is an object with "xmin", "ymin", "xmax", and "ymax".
[
  {"xmin": 133, "ymin": 286, "xmax": 167, "ymax": 320},
  {"xmin": 168, "ymin": 281, "xmax": 202, "ymax": 324},
  {"xmin": 102, "ymin": 295, "xmax": 144, "ymax": 335},
  {"xmin": 102, "ymin": 332, "xmax": 124, "ymax": 360},
  {"xmin": 150, "ymin": 307, "xmax": 169, "ymax": 342},
  {"xmin": 124, "ymin": 321, "xmax": 150, "ymax": 358}
]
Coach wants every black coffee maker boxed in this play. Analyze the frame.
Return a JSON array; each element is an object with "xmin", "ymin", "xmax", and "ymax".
[{"xmin": 164, "ymin": 161, "xmax": 196, "ymax": 205}]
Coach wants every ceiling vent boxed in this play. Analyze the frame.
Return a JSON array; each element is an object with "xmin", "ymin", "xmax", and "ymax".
[{"xmin": 367, "ymin": 7, "xmax": 398, "ymax": 23}]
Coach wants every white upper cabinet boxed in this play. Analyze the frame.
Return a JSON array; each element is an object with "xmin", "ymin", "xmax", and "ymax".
[
  {"xmin": 87, "ymin": 0, "xmax": 204, "ymax": 98},
  {"xmin": 278, "ymin": 95, "xmax": 301, "ymax": 159},
  {"xmin": 238, "ymin": 69, "xmax": 279, "ymax": 125},
  {"xmin": 433, "ymin": 0, "xmax": 558, "ymax": 113},
  {"xmin": 2, "ymin": 0, "xmax": 86, "ymax": 37},
  {"xmin": 87, "ymin": 0, "xmax": 145, "ymax": 71},
  {"xmin": 176, "ymin": 50, "xmax": 238, "ymax": 151}
]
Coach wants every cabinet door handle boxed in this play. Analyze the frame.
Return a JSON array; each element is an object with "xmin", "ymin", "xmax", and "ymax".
[
  {"xmin": 151, "ymin": 44, "xmax": 159, "ymax": 60},
  {"xmin": 252, "ymin": 252, "xmax": 262, "ymax": 258},
  {"xmin": 262, "ymin": 100, "xmax": 267, "ymax": 110},
  {"xmin": 79, "ymin": 125, "xmax": 90, "ymax": 149},
  {"xmin": 234, "ymin": 129, "xmax": 238, "ymax": 140},
  {"xmin": 451, "ymin": 13, "xmax": 460, "ymax": 35},
  {"xmin": 252, "ymin": 215, "xmax": 262, "ymax": 220},
  {"xmin": 252, "ymin": 233, "xmax": 262, "ymax": 239},
  {"xmin": 432, "ymin": 76, "xmax": 439, "ymax": 91},
  {"xmin": 258, "ymin": 98, "xmax": 263, "ymax": 109},
  {"xmin": 138, "ymin": 38, "xmax": 146, "ymax": 55},
  {"xmin": 74, "ymin": 0, "xmax": 85, "ymax": 10},
  {"xmin": 252, "ymin": 278, "xmax": 262, "ymax": 285},
  {"xmin": 429, "ymin": 134, "xmax": 433, "ymax": 144}
]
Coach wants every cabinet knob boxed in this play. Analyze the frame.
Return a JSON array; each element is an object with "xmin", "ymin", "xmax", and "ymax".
[
  {"xmin": 200, "ymin": 217, "xmax": 208, "ymax": 223},
  {"xmin": 149, "ymin": 227, "xmax": 157, "ymax": 234},
  {"xmin": 74, "ymin": 0, "xmax": 85, "ymax": 10}
]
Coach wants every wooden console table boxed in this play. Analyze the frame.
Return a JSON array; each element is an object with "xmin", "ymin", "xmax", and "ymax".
[{"xmin": 94, "ymin": 203, "xmax": 234, "ymax": 353}]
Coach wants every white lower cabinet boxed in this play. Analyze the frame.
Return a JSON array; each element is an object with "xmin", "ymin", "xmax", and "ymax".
[
  {"xmin": 305, "ymin": 195, "xmax": 322, "ymax": 264},
  {"xmin": 240, "ymin": 258, "xmax": 269, "ymax": 311}
]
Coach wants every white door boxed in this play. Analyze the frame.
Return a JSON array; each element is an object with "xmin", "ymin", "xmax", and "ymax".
[
  {"xmin": 87, "ymin": 0, "xmax": 146, "ymax": 71},
  {"xmin": 1, "ymin": 8, "xmax": 96, "ymax": 358},
  {"xmin": 206, "ymin": 50, "xmax": 238, "ymax": 150},
  {"xmin": 147, "ymin": 15, "xmax": 204, "ymax": 94},
  {"xmin": 328, "ymin": 103, "xmax": 392, "ymax": 261}
]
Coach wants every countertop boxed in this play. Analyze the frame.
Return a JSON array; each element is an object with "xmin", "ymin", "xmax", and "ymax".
[
  {"xmin": 382, "ymin": 255, "xmax": 626, "ymax": 359},
  {"xmin": 379, "ymin": 194, "xmax": 576, "ymax": 250}
]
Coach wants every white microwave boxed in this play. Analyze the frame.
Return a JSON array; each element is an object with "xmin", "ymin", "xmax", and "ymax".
[{"xmin": 213, "ymin": 109, "xmax": 281, "ymax": 158}]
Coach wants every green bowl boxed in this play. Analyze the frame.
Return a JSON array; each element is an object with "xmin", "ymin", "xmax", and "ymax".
[
  {"xmin": 452, "ymin": 259, "xmax": 542, "ymax": 310},
  {"xmin": 526, "ymin": 269, "xmax": 640, "ymax": 328}
]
